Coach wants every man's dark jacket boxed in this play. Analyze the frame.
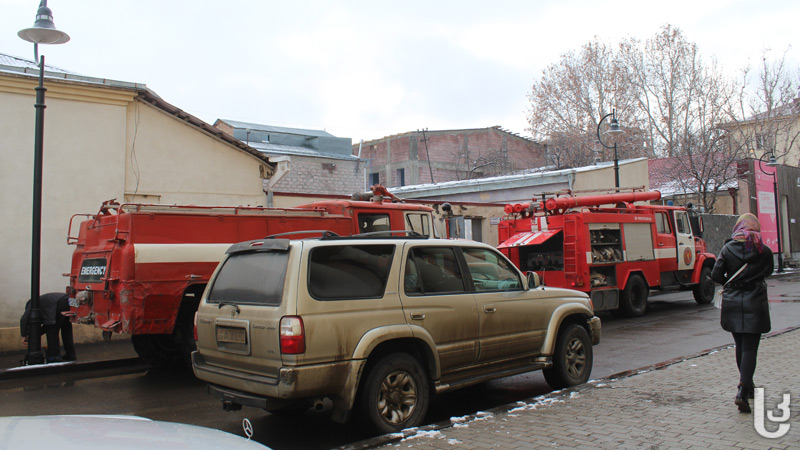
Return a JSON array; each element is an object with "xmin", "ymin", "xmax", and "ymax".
[{"xmin": 20, "ymin": 292, "xmax": 68, "ymax": 337}]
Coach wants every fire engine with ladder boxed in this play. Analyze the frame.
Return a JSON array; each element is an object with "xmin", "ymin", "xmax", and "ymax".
[
  {"xmin": 66, "ymin": 186, "xmax": 437, "ymax": 367},
  {"xmin": 497, "ymin": 189, "xmax": 716, "ymax": 317}
]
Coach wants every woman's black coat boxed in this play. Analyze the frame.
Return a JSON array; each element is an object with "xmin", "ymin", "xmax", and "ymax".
[{"xmin": 711, "ymin": 240, "xmax": 774, "ymax": 334}]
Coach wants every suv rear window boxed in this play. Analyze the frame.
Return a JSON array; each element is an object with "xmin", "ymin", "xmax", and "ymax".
[
  {"xmin": 208, "ymin": 251, "xmax": 288, "ymax": 306},
  {"xmin": 308, "ymin": 244, "xmax": 395, "ymax": 300}
]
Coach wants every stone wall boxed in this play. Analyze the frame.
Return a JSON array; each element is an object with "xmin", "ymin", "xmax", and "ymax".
[
  {"xmin": 273, "ymin": 155, "xmax": 365, "ymax": 196},
  {"xmin": 699, "ymin": 213, "xmax": 739, "ymax": 256}
]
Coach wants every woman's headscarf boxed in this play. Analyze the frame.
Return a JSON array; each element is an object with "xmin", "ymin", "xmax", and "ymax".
[{"xmin": 731, "ymin": 213, "xmax": 764, "ymax": 253}]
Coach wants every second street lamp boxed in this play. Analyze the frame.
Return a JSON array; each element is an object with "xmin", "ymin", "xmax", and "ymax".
[
  {"xmin": 597, "ymin": 109, "xmax": 624, "ymax": 189},
  {"xmin": 757, "ymin": 152, "xmax": 784, "ymax": 273}
]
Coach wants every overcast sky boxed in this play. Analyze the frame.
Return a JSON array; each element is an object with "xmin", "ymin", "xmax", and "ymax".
[{"xmin": 2, "ymin": 0, "xmax": 798, "ymax": 143}]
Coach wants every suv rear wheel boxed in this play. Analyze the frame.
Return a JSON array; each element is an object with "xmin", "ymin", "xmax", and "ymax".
[
  {"xmin": 543, "ymin": 324, "xmax": 593, "ymax": 389},
  {"xmin": 358, "ymin": 353, "xmax": 429, "ymax": 434}
]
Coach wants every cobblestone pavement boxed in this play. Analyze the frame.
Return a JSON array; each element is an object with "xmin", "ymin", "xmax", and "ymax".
[{"xmin": 363, "ymin": 328, "xmax": 800, "ymax": 450}]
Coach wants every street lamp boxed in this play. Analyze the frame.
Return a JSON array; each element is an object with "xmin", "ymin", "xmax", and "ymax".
[
  {"xmin": 597, "ymin": 109, "xmax": 624, "ymax": 188},
  {"xmin": 18, "ymin": 0, "xmax": 70, "ymax": 365},
  {"xmin": 757, "ymin": 152, "xmax": 784, "ymax": 273}
]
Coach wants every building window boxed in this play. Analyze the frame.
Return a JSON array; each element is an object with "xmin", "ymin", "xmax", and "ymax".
[
  {"xmin": 396, "ymin": 168, "xmax": 405, "ymax": 187},
  {"xmin": 369, "ymin": 172, "xmax": 380, "ymax": 187},
  {"xmin": 755, "ymin": 133, "xmax": 765, "ymax": 150}
]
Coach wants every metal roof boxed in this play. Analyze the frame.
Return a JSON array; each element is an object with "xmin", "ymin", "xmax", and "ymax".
[
  {"xmin": 0, "ymin": 53, "xmax": 73, "ymax": 74},
  {"xmin": 391, "ymin": 158, "xmax": 647, "ymax": 198},
  {"xmin": 248, "ymin": 142, "xmax": 359, "ymax": 161},
  {"xmin": 217, "ymin": 119, "xmax": 336, "ymax": 138}
]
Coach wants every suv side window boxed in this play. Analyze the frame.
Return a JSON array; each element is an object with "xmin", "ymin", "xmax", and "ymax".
[
  {"xmin": 308, "ymin": 244, "xmax": 395, "ymax": 300},
  {"xmin": 208, "ymin": 251, "xmax": 288, "ymax": 306},
  {"xmin": 405, "ymin": 247, "xmax": 466, "ymax": 295},
  {"xmin": 462, "ymin": 247, "xmax": 522, "ymax": 292}
]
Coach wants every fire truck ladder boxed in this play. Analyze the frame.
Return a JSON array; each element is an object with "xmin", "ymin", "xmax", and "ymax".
[{"xmin": 562, "ymin": 218, "xmax": 579, "ymax": 278}]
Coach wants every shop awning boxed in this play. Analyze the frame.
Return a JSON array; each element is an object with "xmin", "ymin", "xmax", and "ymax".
[{"xmin": 498, "ymin": 230, "xmax": 561, "ymax": 249}]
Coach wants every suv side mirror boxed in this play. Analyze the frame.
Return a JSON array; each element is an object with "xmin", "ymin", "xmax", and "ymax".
[{"xmin": 526, "ymin": 272, "xmax": 540, "ymax": 289}]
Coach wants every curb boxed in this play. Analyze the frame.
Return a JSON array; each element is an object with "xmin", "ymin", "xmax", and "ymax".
[{"xmin": 0, "ymin": 357, "xmax": 145, "ymax": 382}]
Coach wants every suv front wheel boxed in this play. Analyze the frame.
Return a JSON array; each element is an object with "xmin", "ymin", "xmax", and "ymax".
[
  {"xmin": 543, "ymin": 324, "xmax": 593, "ymax": 389},
  {"xmin": 358, "ymin": 353, "xmax": 430, "ymax": 434}
]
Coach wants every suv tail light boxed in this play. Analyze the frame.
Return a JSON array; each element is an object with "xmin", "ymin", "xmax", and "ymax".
[
  {"xmin": 280, "ymin": 316, "xmax": 305, "ymax": 354},
  {"xmin": 193, "ymin": 312, "xmax": 198, "ymax": 342}
]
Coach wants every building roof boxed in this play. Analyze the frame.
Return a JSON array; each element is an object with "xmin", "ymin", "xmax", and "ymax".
[
  {"xmin": 247, "ymin": 141, "xmax": 359, "ymax": 161},
  {"xmin": 0, "ymin": 53, "xmax": 274, "ymax": 173},
  {"xmin": 217, "ymin": 119, "xmax": 337, "ymax": 138},
  {"xmin": 748, "ymin": 97, "xmax": 800, "ymax": 121},
  {"xmin": 392, "ymin": 158, "xmax": 646, "ymax": 199},
  {"xmin": 0, "ymin": 53, "xmax": 73, "ymax": 74},
  {"xmin": 217, "ymin": 118, "xmax": 355, "ymax": 160}
]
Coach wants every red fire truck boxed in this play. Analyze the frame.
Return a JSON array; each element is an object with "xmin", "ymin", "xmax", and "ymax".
[
  {"xmin": 66, "ymin": 190, "xmax": 437, "ymax": 366},
  {"xmin": 497, "ymin": 190, "xmax": 716, "ymax": 317}
]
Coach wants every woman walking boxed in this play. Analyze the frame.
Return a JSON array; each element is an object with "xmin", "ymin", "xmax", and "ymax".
[{"xmin": 711, "ymin": 213, "xmax": 773, "ymax": 413}]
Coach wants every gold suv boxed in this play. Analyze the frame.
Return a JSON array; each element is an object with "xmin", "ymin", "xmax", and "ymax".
[{"xmin": 192, "ymin": 234, "xmax": 600, "ymax": 433}]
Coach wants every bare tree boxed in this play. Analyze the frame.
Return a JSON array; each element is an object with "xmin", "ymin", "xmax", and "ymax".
[
  {"xmin": 526, "ymin": 25, "xmax": 797, "ymax": 212},
  {"xmin": 728, "ymin": 49, "xmax": 800, "ymax": 165},
  {"xmin": 617, "ymin": 25, "xmax": 745, "ymax": 211},
  {"xmin": 527, "ymin": 38, "xmax": 644, "ymax": 168}
]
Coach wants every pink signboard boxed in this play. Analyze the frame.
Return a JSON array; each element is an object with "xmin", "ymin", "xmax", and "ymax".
[{"xmin": 754, "ymin": 160, "xmax": 779, "ymax": 252}]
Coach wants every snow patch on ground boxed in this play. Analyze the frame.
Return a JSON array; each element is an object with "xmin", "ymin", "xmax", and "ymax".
[{"xmin": 508, "ymin": 396, "xmax": 566, "ymax": 413}]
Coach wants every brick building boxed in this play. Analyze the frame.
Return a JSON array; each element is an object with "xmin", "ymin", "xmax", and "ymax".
[{"xmin": 355, "ymin": 127, "xmax": 546, "ymax": 189}]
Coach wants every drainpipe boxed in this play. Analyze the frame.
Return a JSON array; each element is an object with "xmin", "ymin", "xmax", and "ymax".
[{"xmin": 263, "ymin": 156, "xmax": 291, "ymax": 207}]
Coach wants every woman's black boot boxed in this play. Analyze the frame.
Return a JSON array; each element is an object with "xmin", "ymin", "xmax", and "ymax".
[{"xmin": 735, "ymin": 384, "xmax": 751, "ymax": 413}]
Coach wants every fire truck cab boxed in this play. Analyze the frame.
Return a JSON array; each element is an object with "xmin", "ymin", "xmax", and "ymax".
[{"xmin": 498, "ymin": 190, "xmax": 716, "ymax": 317}]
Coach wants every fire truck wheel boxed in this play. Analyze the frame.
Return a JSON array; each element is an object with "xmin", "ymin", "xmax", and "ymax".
[
  {"xmin": 619, "ymin": 274, "xmax": 648, "ymax": 317},
  {"xmin": 543, "ymin": 324, "xmax": 593, "ymax": 389},
  {"xmin": 131, "ymin": 309, "xmax": 196, "ymax": 369},
  {"xmin": 692, "ymin": 266, "xmax": 714, "ymax": 304},
  {"xmin": 132, "ymin": 332, "xmax": 191, "ymax": 369}
]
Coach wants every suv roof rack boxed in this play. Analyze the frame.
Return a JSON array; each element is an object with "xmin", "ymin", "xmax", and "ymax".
[
  {"xmin": 320, "ymin": 230, "xmax": 427, "ymax": 240},
  {"xmin": 264, "ymin": 230, "xmax": 340, "ymax": 239}
]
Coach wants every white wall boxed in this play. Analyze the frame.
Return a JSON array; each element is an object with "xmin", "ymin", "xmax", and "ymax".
[{"xmin": 0, "ymin": 73, "xmax": 270, "ymax": 349}]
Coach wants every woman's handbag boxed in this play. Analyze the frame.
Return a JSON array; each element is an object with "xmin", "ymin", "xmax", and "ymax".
[{"xmin": 714, "ymin": 263, "xmax": 748, "ymax": 308}]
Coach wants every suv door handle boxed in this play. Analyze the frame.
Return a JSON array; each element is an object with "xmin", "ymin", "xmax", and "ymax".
[
  {"xmin": 410, "ymin": 312, "xmax": 425, "ymax": 320},
  {"xmin": 484, "ymin": 305, "xmax": 496, "ymax": 313}
]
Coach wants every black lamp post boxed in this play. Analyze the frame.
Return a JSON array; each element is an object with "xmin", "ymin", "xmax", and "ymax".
[
  {"xmin": 597, "ymin": 109, "xmax": 624, "ymax": 188},
  {"xmin": 757, "ymin": 152, "xmax": 784, "ymax": 273},
  {"xmin": 18, "ymin": 0, "xmax": 70, "ymax": 365}
]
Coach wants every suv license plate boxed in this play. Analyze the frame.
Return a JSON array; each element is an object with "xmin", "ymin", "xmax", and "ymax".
[{"xmin": 217, "ymin": 326, "xmax": 246, "ymax": 344}]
